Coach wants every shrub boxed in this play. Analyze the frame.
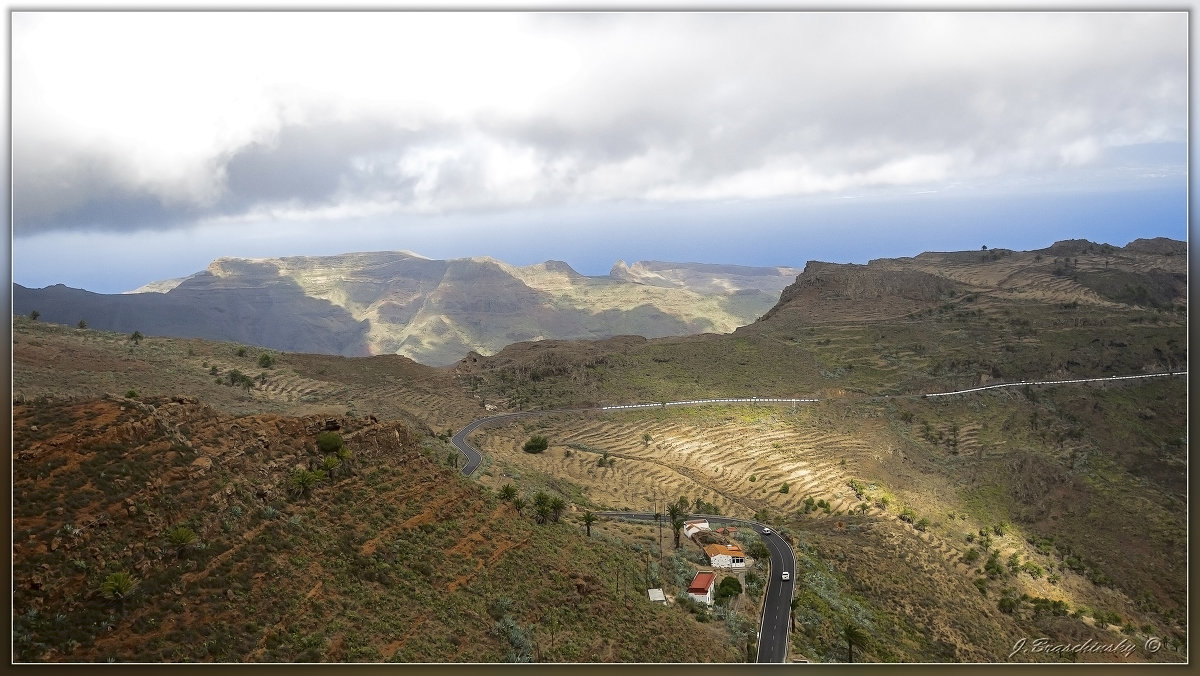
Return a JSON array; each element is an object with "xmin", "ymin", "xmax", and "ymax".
[
  {"xmin": 125, "ymin": 389, "xmax": 139, "ymax": 399},
  {"xmin": 749, "ymin": 475, "xmax": 757, "ymax": 482},
  {"xmin": 29, "ymin": 310, "xmax": 39, "ymax": 321},
  {"xmin": 915, "ymin": 518, "xmax": 930, "ymax": 531},
  {"xmin": 779, "ymin": 482, "xmax": 790, "ymax": 494},
  {"xmin": 236, "ymin": 347, "xmax": 247, "ymax": 357},
  {"xmin": 258, "ymin": 352, "xmax": 276, "ymax": 368},
  {"xmin": 523, "ymin": 435, "xmax": 549, "ymax": 454},
  {"xmin": 984, "ymin": 551, "xmax": 1006, "ymax": 579},
  {"xmin": 130, "ymin": 331, "xmax": 144, "ymax": 345},
  {"xmin": 316, "ymin": 431, "xmax": 344, "ymax": 454},
  {"xmin": 898, "ymin": 508, "xmax": 916, "ymax": 524},
  {"xmin": 848, "ymin": 479, "xmax": 867, "ymax": 499},
  {"xmin": 714, "ymin": 576, "xmax": 743, "ymax": 604},
  {"xmin": 77, "ymin": 319, "xmax": 87, "ymax": 330},
  {"xmin": 962, "ymin": 547, "xmax": 980, "ymax": 564}
]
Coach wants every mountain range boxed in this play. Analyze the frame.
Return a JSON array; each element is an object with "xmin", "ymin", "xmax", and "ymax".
[{"xmin": 13, "ymin": 251, "xmax": 801, "ymax": 367}]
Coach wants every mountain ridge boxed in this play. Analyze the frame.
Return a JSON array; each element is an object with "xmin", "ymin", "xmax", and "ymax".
[{"xmin": 15, "ymin": 251, "xmax": 801, "ymax": 367}]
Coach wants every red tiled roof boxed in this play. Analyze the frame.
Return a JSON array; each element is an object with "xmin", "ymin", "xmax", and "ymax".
[{"xmin": 688, "ymin": 571, "xmax": 715, "ymax": 594}]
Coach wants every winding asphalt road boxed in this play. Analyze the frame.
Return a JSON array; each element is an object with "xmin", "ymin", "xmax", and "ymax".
[
  {"xmin": 447, "ymin": 372, "xmax": 1184, "ymax": 663},
  {"xmin": 592, "ymin": 512, "xmax": 796, "ymax": 663}
]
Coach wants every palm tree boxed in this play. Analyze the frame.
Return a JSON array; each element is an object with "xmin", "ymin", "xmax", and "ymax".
[
  {"xmin": 512, "ymin": 496, "xmax": 527, "ymax": 517},
  {"xmin": 667, "ymin": 503, "xmax": 685, "ymax": 549},
  {"xmin": 533, "ymin": 491, "xmax": 552, "ymax": 523},
  {"xmin": 499, "ymin": 484, "xmax": 518, "ymax": 502},
  {"xmin": 583, "ymin": 511, "xmax": 596, "ymax": 537},
  {"xmin": 549, "ymin": 497, "xmax": 566, "ymax": 523},
  {"xmin": 165, "ymin": 525, "xmax": 198, "ymax": 558},
  {"xmin": 790, "ymin": 596, "xmax": 801, "ymax": 632},
  {"xmin": 99, "ymin": 571, "xmax": 139, "ymax": 605},
  {"xmin": 288, "ymin": 469, "xmax": 324, "ymax": 501},
  {"xmin": 335, "ymin": 445, "xmax": 355, "ymax": 475},
  {"xmin": 843, "ymin": 624, "xmax": 868, "ymax": 663},
  {"xmin": 320, "ymin": 455, "xmax": 341, "ymax": 481}
]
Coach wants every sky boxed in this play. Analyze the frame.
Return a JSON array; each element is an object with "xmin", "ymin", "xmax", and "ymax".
[{"xmin": 10, "ymin": 10, "xmax": 1189, "ymax": 294}]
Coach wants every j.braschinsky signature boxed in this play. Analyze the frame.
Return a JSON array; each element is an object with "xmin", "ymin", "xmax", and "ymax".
[{"xmin": 1008, "ymin": 637, "xmax": 1161, "ymax": 660}]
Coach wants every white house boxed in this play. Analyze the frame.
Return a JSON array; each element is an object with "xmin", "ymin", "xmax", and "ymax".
[
  {"xmin": 683, "ymin": 519, "xmax": 711, "ymax": 540},
  {"xmin": 647, "ymin": 588, "xmax": 667, "ymax": 604},
  {"xmin": 687, "ymin": 571, "xmax": 716, "ymax": 606},
  {"xmin": 703, "ymin": 543, "xmax": 746, "ymax": 569}
]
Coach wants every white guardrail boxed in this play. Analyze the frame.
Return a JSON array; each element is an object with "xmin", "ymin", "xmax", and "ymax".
[
  {"xmin": 922, "ymin": 372, "xmax": 1186, "ymax": 398},
  {"xmin": 601, "ymin": 397, "xmax": 820, "ymax": 411}
]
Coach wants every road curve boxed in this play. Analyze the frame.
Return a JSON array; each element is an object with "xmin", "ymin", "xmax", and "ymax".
[
  {"xmin": 447, "ymin": 372, "xmax": 1182, "ymax": 662},
  {"xmin": 594, "ymin": 512, "xmax": 795, "ymax": 663}
]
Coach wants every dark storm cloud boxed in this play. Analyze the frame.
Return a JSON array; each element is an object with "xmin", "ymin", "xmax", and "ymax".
[{"xmin": 219, "ymin": 120, "xmax": 426, "ymax": 212}]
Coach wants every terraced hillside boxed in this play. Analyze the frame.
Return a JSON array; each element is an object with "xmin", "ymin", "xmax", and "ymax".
[
  {"xmin": 11, "ymin": 316, "xmax": 484, "ymax": 435},
  {"xmin": 473, "ymin": 405, "xmax": 882, "ymax": 519},
  {"xmin": 11, "ymin": 395, "xmax": 742, "ymax": 663}
]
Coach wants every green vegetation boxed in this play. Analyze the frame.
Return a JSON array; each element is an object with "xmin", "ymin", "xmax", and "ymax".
[
  {"xmin": 713, "ymin": 576, "xmax": 743, "ymax": 605},
  {"xmin": 288, "ymin": 469, "xmax": 325, "ymax": 501},
  {"xmin": 165, "ymin": 525, "xmax": 199, "ymax": 557},
  {"xmin": 523, "ymin": 435, "xmax": 549, "ymax": 454},
  {"xmin": 99, "ymin": 571, "xmax": 139, "ymax": 602},
  {"xmin": 316, "ymin": 431, "xmax": 344, "ymax": 455}
]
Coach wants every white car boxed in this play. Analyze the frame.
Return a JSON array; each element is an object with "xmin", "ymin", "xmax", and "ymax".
[
  {"xmin": 762, "ymin": 527, "xmax": 772, "ymax": 535},
  {"xmin": 782, "ymin": 571, "xmax": 790, "ymax": 581}
]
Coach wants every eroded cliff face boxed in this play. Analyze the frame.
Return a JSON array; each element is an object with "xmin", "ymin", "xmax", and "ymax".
[
  {"xmin": 751, "ymin": 238, "xmax": 1187, "ymax": 329},
  {"xmin": 756, "ymin": 260, "xmax": 961, "ymax": 326}
]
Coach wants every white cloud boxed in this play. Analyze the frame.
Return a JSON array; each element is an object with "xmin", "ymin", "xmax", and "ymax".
[{"xmin": 11, "ymin": 11, "xmax": 1187, "ymax": 234}]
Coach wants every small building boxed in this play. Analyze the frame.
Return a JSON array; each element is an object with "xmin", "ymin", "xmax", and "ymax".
[
  {"xmin": 687, "ymin": 571, "xmax": 716, "ymax": 606},
  {"xmin": 683, "ymin": 519, "xmax": 711, "ymax": 540},
  {"xmin": 647, "ymin": 588, "xmax": 667, "ymax": 604},
  {"xmin": 703, "ymin": 543, "xmax": 746, "ymax": 569}
]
